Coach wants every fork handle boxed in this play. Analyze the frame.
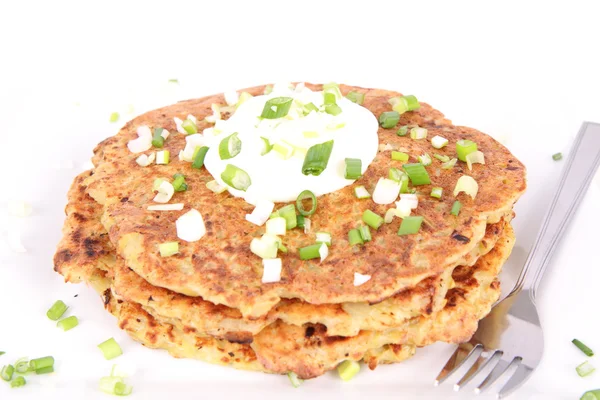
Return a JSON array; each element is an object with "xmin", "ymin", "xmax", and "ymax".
[{"xmin": 514, "ymin": 122, "xmax": 600, "ymax": 300}]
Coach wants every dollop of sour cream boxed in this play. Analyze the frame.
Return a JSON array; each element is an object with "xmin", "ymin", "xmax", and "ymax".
[{"xmin": 203, "ymin": 84, "xmax": 379, "ymax": 203}]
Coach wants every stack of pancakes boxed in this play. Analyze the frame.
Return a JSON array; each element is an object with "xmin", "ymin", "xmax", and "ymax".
[{"xmin": 53, "ymin": 84, "xmax": 526, "ymax": 379}]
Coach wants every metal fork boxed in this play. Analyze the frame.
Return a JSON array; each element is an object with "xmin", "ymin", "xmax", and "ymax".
[{"xmin": 434, "ymin": 122, "xmax": 600, "ymax": 398}]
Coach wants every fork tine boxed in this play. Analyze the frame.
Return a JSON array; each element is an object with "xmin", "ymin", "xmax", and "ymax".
[
  {"xmin": 434, "ymin": 343, "xmax": 483, "ymax": 386},
  {"xmin": 473, "ymin": 358, "xmax": 510, "ymax": 394},
  {"xmin": 497, "ymin": 360, "xmax": 532, "ymax": 398},
  {"xmin": 454, "ymin": 350, "xmax": 503, "ymax": 391}
]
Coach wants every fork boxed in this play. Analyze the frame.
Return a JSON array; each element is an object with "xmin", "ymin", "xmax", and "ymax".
[{"xmin": 434, "ymin": 122, "xmax": 600, "ymax": 398}]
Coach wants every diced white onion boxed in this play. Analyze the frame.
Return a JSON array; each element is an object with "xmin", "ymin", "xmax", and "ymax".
[
  {"xmin": 187, "ymin": 114, "xmax": 197, "ymax": 125},
  {"xmin": 8, "ymin": 201, "xmax": 32, "ymax": 218},
  {"xmin": 161, "ymin": 129, "xmax": 170, "ymax": 140},
  {"xmin": 262, "ymin": 258, "xmax": 282, "ymax": 283},
  {"xmin": 394, "ymin": 201, "xmax": 412, "ymax": 218},
  {"xmin": 319, "ymin": 243, "xmax": 329, "ymax": 262},
  {"xmin": 174, "ymin": 117, "xmax": 185, "ymax": 134},
  {"xmin": 205, "ymin": 104, "xmax": 221, "ymax": 123},
  {"xmin": 431, "ymin": 135, "xmax": 449, "ymax": 149},
  {"xmin": 399, "ymin": 193, "xmax": 419, "ymax": 209},
  {"xmin": 372, "ymin": 178, "xmax": 401, "ymax": 205},
  {"xmin": 137, "ymin": 125, "xmax": 152, "ymax": 139},
  {"xmin": 384, "ymin": 208, "xmax": 396, "ymax": 223},
  {"xmin": 135, "ymin": 152, "xmax": 155, "ymax": 167},
  {"xmin": 181, "ymin": 134, "xmax": 206, "ymax": 162},
  {"xmin": 176, "ymin": 209, "xmax": 206, "ymax": 242},
  {"xmin": 127, "ymin": 126, "xmax": 153, "ymax": 154},
  {"xmin": 454, "ymin": 175, "xmax": 479, "ymax": 199},
  {"xmin": 354, "ymin": 272, "xmax": 371, "ymax": 287},
  {"xmin": 153, "ymin": 181, "xmax": 175, "ymax": 203},
  {"xmin": 147, "ymin": 203, "xmax": 184, "ymax": 211},
  {"xmin": 266, "ymin": 217, "xmax": 287, "ymax": 236},
  {"xmin": 354, "ymin": 186, "xmax": 371, "ymax": 199},
  {"xmin": 304, "ymin": 218, "xmax": 311, "ymax": 234},
  {"xmin": 206, "ymin": 180, "xmax": 227, "ymax": 194},
  {"xmin": 245, "ymin": 200, "xmax": 275, "ymax": 226},
  {"xmin": 466, "ymin": 151, "xmax": 485, "ymax": 171},
  {"xmin": 224, "ymin": 91, "xmax": 239, "ymax": 106},
  {"xmin": 316, "ymin": 232, "xmax": 332, "ymax": 245},
  {"xmin": 156, "ymin": 151, "xmax": 169, "ymax": 165}
]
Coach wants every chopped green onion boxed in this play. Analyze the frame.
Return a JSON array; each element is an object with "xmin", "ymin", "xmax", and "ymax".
[
  {"xmin": 578, "ymin": 361, "xmax": 596, "ymax": 377},
  {"xmin": 442, "ymin": 158, "xmax": 458, "ymax": 169},
  {"xmin": 573, "ymin": 339, "xmax": 594, "ymax": 357},
  {"xmin": 115, "ymin": 381, "xmax": 133, "ymax": 396},
  {"xmin": 302, "ymin": 131, "xmax": 319, "ymax": 138},
  {"xmin": 431, "ymin": 135, "xmax": 448, "ymax": 149},
  {"xmin": 299, "ymin": 244, "xmax": 322, "ymax": 260},
  {"xmin": 221, "ymin": 164, "xmax": 252, "ymax": 191},
  {"xmin": 399, "ymin": 174, "xmax": 409, "ymax": 193},
  {"xmin": 287, "ymin": 372, "xmax": 303, "ymax": 388},
  {"xmin": 261, "ymin": 97, "xmax": 293, "ymax": 119},
  {"xmin": 389, "ymin": 95, "xmax": 420, "ymax": 114},
  {"xmin": 346, "ymin": 91, "xmax": 365, "ymax": 105},
  {"xmin": 302, "ymin": 102, "xmax": 318, "ymax": 115},
  {"xmin": 1, "ymin": 364, "xmax": 14, "ymax": 381},
  {"xmin": 10, "ymin": 375, "xmax": 26, "ymax": 388},
  {"xmin": 344, "ymin": 158, "xmax": 362, "ymax": 179},
  {"xmin": 0, "ymin": 352, "xmax": 4, "ymax": 356},
  {"xmin": 466, "ymin": 150, "xmax": 485, "ymax": 170},
  {"xmin": 266, "ymin": 217, "xmax": 287, "ymax": 236},
  {"xmin": 410, "ymin": 127, "xmax": 428, "ymax": 140},
  {"xmin": 430, "ymin": 187, "xmax": 443, "ymax": 199},
  {"xmin": 168, "ymin": 78, "xmax": 179, "ymax": 84},
  {"xmin": 434, "ymin": 154, "xmax": 450, "ymax": 162},
  {"xmin": 398, "ymin": 216, "xmax": 423, "ymax": 235},
  {"xmin": 553, "ymin": 152, "xmax": 563, "ymax": 161},
  {"xmin": 348, "ymin": 229, "xmax": 364, "ymax": 246},
  {"xmin": 172, "ymin": 174, "xmax": 187, "ymax": 192},
  {"xmin": 273, "ymin": 141, "xmax": 295, "ymax": 159},
  {"xmin": 57, "ymin": 315, "xmax": 79, "ymax": 331},
  {"xmin": 379, "ymin": 111, "xmax": 400, "ymax": 128},
  {"xmin": 362, "ymin": 210, "xmax": 384, "ymax": 230},
  {"xmin": 159, "ymin": 242, "xmax": 179, "ymax": 257},
  {"xmin": 263, "ymin": 85, "xmax": 273, "ymax": 95},
  {"xmin": 454, "ymin": 175, "xmax": 479, "ymax": 199},
  {"xmin": 206, "ymin": 180, "xmax": 227, "ymax": 194},
  {"xmin": 109, "ymin": 112, "xmax": 120, "ymax": 123},
  {"xmin": 35, "ymin": 366, "xmax": 54, "ymax": 375},
  {"xmin": 302, "ymin": 140, "xmax": 334, "ymax": 176},
  {"xmin": 354, "ymin": 185, "xmax": 371, "ymax": 199},
  {"xmin": 388, "ymin": 167, "xmax": 403, "ymax": 182},
  {"xmin": 294, "ymin": 214, "xmax": 305, "ymax": 229},
  {"xmin": 296, "ymin": 190, "xmax": 317, "ymax": 216},
  {"xmin": 392, "ymin": 151, "xmax": 409, "ymax": 162},
  {"xmin": 418, "ymin": 153, "xmax": 432, "ymax": 166},
  {"xmin": 403, "ymin": 163, "xmax": 431, "ymax": 185},
  {"xmin": 98, "ymin": 338, "xmax": 123, "ymax": 360},
  {"xmin": 325, "ymin": 104, "xmax": 342, "ymax": 116},
  {"xmin": 236, "ymin": 92, "xmax": 253, "ymax": 108},
  {"xmin": 156, "ymin": 150, "xmax": 170, "ymax": 165},
  {"xmin": 273, "ymin": 204, "xmax": 297, "ymax": 230},
  {"xmin": 30, "ymin": 356, "xmax": 54, "ymax": 371},
  {"xmin": 324, "ymin": 91, "xmax": 337, "ymax": 105},
  {"xmin": 451, "ymin": 201, "xmax": 462, "ymax": 216},
  {"xmin": 358, "ymin": 225, "xmax": 371, "ymax": 242},
  {"xmin": 456, "ymin": 139, "xmax": 478, "ymax": 161},
  {"xmin": 152, "ymin": 128, "xmax": 165, "ymax": 148},
  {"xmin": 323, "ymin": 82, "xmax": 342, "ymax": 98},
  {"xmin": 316, "ymin": 232, "xmax": 332, "ymax": 246},
  {"xmin": 15, "ymin": 359, "xmax": 29, "ymax": 373},
  {"xmin": 260, "ymin": 137, "xmax": 272, "ymax": 155},
  {"xmin": 218, "ymin": 132, "xmax": 242, "ymax": 160},
  {"xmin": 337, "ymin": 360, "xmax": 361, "ymax": 381},
  {"xmin": 152, "ymin": 178, "xmax": 166, "ymax": 191},
  {"xmin": 181, "ymin": 119, "xmax": 197, "ymax": 135},
  {"xmin": 250, "ymin": 236, "xmax": 278, "ymax": 259},
  {"xmin": 397, "ymin": 126, "xmax": 409, "ymax": 136},
  {"xmin": 47, "ymin": 300, "xmax": 68, "ymax": 321},
  {"xmin": 581, "ymin": 390, "xmax": 600, "ymax": 400},
  {"xmin": 192, "ymin": 146, "xmax": 209, "ymax": 169}
]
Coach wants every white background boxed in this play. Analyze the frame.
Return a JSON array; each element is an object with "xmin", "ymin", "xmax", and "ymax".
[{"xmin": 1, "ymin": 1, "xmax": 600, "ymax": 399}]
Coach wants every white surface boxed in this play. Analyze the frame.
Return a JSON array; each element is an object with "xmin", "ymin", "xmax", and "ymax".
[{"xmin": 1, "ymin": 1, "xmax": 600, "ymax": 399}]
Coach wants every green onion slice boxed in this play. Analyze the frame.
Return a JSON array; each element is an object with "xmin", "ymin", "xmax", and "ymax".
[
  {"xmin": 10, "ymin": 375, "xmax": 26, "ymax": 388},
  {"xmin": 392, "ymin": 151, "xmax": 409, "ymax": 161},
  {"xmin": 431, "ymin": 135, "xmax": 448, "ymax": 149},
  {"xmin": 30, "ymin": 356, "xmax": 54, "ymax": 371},
  {"xmin": 581, "ymin": 390, "xmax": 600, "ymax": 400},
  {"xmin": 389, "ymin": 95, "xmax": 420, "ymax": 114},
  {"xmin": 156, "ymin": 150, "xmax": 170, "ymax": 165},
  {"xmin": 397, "ymin": 126, "xmax": 409, "ymax": 136},
  {"xmin": 181, "ymin": 119, "xmax": 197, "ymax": 135},
  {"xmin": 388, "ymin": 167, "xmax": 403, "ymax": 182},
  {"xmin": 410, "ymin": 127, "xmax": 428, "ymax": 140},
  {"xmin": 430, "ymin": 187, "xmax": 443, "ymax": 199},
  {"xmin": 434, "ymin": 154, "xmax": 450, "ymax": 163},
  {"xmin": 398, "ymin": 216, "xmax": 424, "ymax": 235},
  {"xmin": 302, "ymin": 102, "xmax": 319, "ymax": 115},
  {"xmin": 296, "ymin": 190, "xmax": 317, "ymax": 216},
  {"xmin": 573, "ymin": 339, "xmax": 594, "ymax": 357},
  {"xmin": 221, "ymin": 164, "xmax": 252, "ymax": 191},
  {"xmin": 109, "ymin": 112, "xmax": 120, "ymax": 123},
  {"xmin": 379, "ymin": 111, "xmax": 400, "ymax": 128},
  {"xmin": 363, "ymin": 210, "xmax": 384, "ymax": 230},
  {"xmin": 14, "ymin": 358, "xmax": 29, "ymax": 374},
  {"xmin": 192, "ymin": 146, "xmax": 209, "ymax": 169},
  {"xmin": 261, "ymin": 97, "xmax": 293, "ymax": 119},
  {"xmin": 552, "ymin": 152, "xmax": 563, "ymax": 161},
  {"xmin": 206, "ymin": 180, "xmax": 227, "ymax": 194},
  {"xmin": 403, "ymin": 163, "xmax": 431, "ymax": 186},
  {"xmin": 1, "ymin": 364, "xmax": 14, "ymax": 381},
  {"xmin": 354, "ymin": 185, "xmax": 371, "ymax": 199},
  {"xmin": 260, "ymin": 137, "xmax": 273, "ymax": 156},
  {"xmin": 344, "ymin": 158, "xmax": 362, "ymax": 179},
  {"xmin": 0, "ymin": 352, "xmax": 4, "ymax": 356},
  {"xmin": 98, "ymin": 338, "xmax": 123, "ymax": 360},
  {"xmin": 218, "ymin": 132, "xmax": 242, "ymax": 160},
  {"xmin": 418, "ymin": 153, "xmax": 432, "ymax": 166},
  {"xmin": 272, "ymin": 204, "xmax": 297, "ymax": 230},
  {"xmin": 57, "ymin": 315, "xmax": 79, "ymax": 331},
  {"xmin": 316, "ymin": 232, "xmax": 332, "ymax": 246},
  {"xmin": 451, "ymin": 200, "xmax": 462, "ymax": 216},
  {"xmin": 577, "ymin": 361, "xmax": 596, "ymax": 377},
  {"xmin": 288, "ymin": 372, "xmax": 303, "ymax": 388},
  {"xmin": 299, "ymin": 244, "xmax": 322, "ymax": 260},
  {"xmin": 152, "ymin": 128, "xmax": 165, "ymax": 148},
  {"xmin": 250, "ymin": 236, "xmax": 278, "ymax": 259},
  {"xmin": 47, "ymin": 300, "xmax": 68, "ymax": 321},
  {"xmin": 302, "ymin": 140, "xmax": 334, "ymax": 176},
  {"xmin": 325, "ymin": 104, "xmax": 342, "ymax": 116},
  {"xmin": 35, "ymin": 366, "xmax": 54, "ymax": 375},
  {"xmin": 399, "ymin": 174, "xmax": 409, "ymax": 194},
  {"xmin": 454, "ymin": 175, "xmax": 479, "ymax": 199},
  {"xmin": 456, "ymin": 139, "xmax": 478, "ymax": 161},
  {"xmin": 337, "ymin": 360, "xmax": 361, "ymax": 381},
  {"xmin": 466, "ymin": 151, "xmax": 485, "ymax": 170},
  {"xmin": 346, "ymin": 91, "xmax": 365, "ymax": 105},
  {"xmin": 159, "ymin": 241, "xmax": 179, "ymax": 257},
  {"xmin": 348, "ymin": 229, "xmax": 363, "ymax": 246},
  {"xmin": 272, "ymin": 141, "xmax": 295, "ymax": 159},
  {"xmin": 442, "ymin": 158, "xmax": 458, "ymax": 169},
  {"xmin": 358, "ymin": 225, "xmax": 371, "ymax": 242},
  {"xmin": 172, "ymin": 174, "xmax": 187, "ymax": 192}
]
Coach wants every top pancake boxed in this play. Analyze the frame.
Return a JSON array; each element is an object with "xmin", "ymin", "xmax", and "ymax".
[{"xmin": 85, "ymin": 83, "xmax": 526, "ymax": 318}]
